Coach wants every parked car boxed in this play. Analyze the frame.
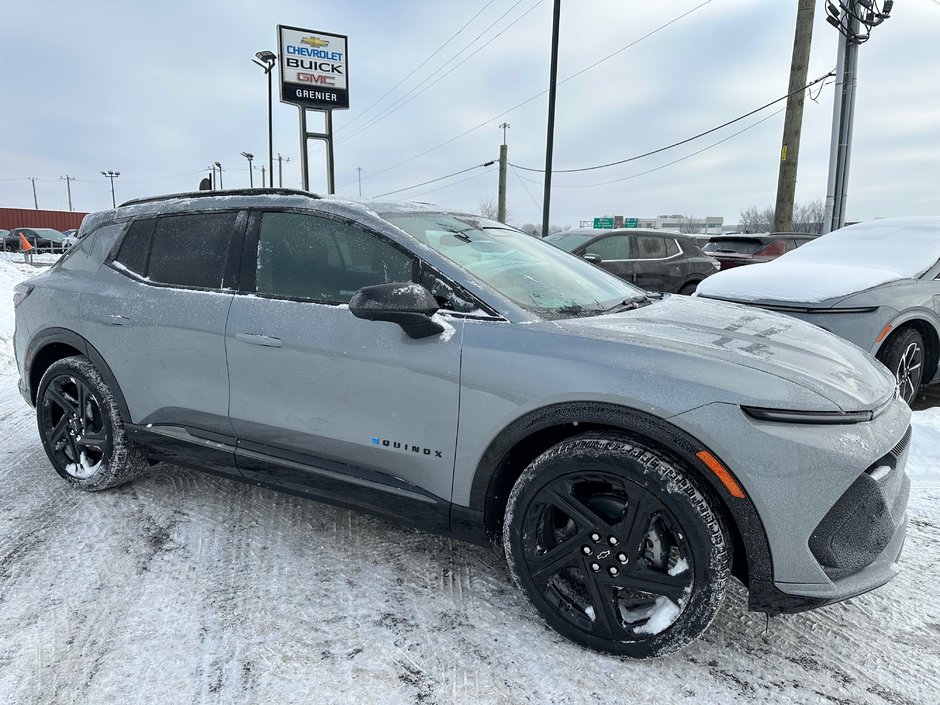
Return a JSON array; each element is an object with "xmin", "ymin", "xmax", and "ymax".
[
  {"xmin": 703, "ymin": 232, "xmax": 817, "ymax": 270},
  {"xmin": 61, "ymin": 229, "xmax": 82, "ymax": 248},
  {"xmin": 545, "ymin": 228, "xmax": 719, "ymax": 294},
  {"xmin": 14, "ymin": 190, "xmax": 910, "ymax": 658},
  {"xmin": 2, "ymin": 227, "xmax": 68, "ymax": 253},
  {"xmin": 697, "ymin": 217, "xmax": 940, "ymax": 404}
]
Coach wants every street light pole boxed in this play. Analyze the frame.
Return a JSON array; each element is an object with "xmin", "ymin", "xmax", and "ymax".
[
  {"xmin": 277, "ymin": 154, "xmax": 290, "ymax": 188},
  {"xmin": 101, "ymin": 170, "xmax": 120, "ymax": 208},
  {"xmin": 214, "ymin": 162, "xmax": 223, "ymax": 189},
  {"xmin": 357, "ymin": 167, "xmax": 362, "ymax": 197},
  {"xmin": 241, "ymin": 153, "xmax": 255, "ymax": 187},
  {"xmin": 253, "ymin": 51, "xmax": 277, "ymax": 186}
]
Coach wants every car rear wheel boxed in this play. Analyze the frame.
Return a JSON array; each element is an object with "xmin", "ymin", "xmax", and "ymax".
[
  {"xmin": 678, "ymin": 282, "xmax": 699, "ymax": 296},
  {"xmin": 503, "ymin": 433, "xmax": 730, "ymax": 658},
  {"xmin": 36, "ymin": 356, "xmax": 147, "ymax": 490},
  {"xmin": 877, "ymin": 328, "xmax": 925, "ymax": 405}
]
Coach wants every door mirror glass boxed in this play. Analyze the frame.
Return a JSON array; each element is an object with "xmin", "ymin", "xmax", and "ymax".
[{"xmin": 349, "ymin": 282, "xmax": 445, "ymax": 339}]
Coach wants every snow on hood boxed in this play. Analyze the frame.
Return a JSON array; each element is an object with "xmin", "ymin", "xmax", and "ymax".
[
  {"xmin": 559, "ymin": 295, "xmax": 894, "ymax": 411},
  {"xmin": 697, "ymin": 217, "xmax": 940, "ymax": 304}
]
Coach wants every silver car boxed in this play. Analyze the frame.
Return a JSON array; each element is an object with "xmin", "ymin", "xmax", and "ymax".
[
  {"xmin": 12, "ymin": 190, "xmax": 910, "ymax": 658},
  {"xmin": 697, "ymin": 217, "xmax": 940, "ymax": 404}
]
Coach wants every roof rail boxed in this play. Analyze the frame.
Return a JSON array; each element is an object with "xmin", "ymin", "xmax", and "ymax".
[{"xmin": 119, "ymin": 188, "xmax": 322, "ymax": 208}]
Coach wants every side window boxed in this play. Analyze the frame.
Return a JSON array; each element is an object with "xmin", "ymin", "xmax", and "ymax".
[
  {"xmin": 665, "ymin": 238, "xmax": 680, "ymax": 257},
  {"xmin": 759, "ymin": 240, "xmax": 786, "ymax": 257},
  {"xmin": 785, "ymin": 239, "xmax": 798, "ymax": 252},
  {"xmin": 147, "ymin": 213, "xmax": 238, "ymax": 289},
  {"xmin": 60, "ymin": 223, "xmax": 124, "ymax": 273},
  {"xmin": 256, "ymin": 212, "xmax": 414, "ymax": 303},
  {"xmin": 636, "ymin": 236, "xmax": 667, "ymax": 259},
  {"xmin": 586, "ymin": 235, "xmax": 632, "ymax": 260},
  {"xmin": 113, "ymin": 219, "xmax": 154, "ymax": 276}
]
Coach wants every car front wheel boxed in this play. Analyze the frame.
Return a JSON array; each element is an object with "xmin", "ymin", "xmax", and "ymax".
[
  {"xmin": 503, "ymin": 433, "xmax": 730, "ymax": 658},
  {"xmin": 36, "ymin": 355, "xmax": 147, "ymax": 490},
  {"xmin": 877, "ymin": 328, "xmax": 925, "ymax": 405}
]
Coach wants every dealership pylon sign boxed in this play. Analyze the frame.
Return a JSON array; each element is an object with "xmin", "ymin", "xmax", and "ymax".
[{"xmin": 278, "ymin": 26, "xmax": 349, "ymax": 110}]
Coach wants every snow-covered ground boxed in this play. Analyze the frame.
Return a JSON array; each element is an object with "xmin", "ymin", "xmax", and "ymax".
[{"xmin": 0, "ymin": 258, "xmax": 938, "ymax": 704}]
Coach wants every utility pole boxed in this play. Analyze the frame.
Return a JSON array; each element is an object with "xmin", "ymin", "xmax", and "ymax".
[
  {"xmin": 357, "ymin": 167, "xmax": 363, "ymax": 197},
  {"xmin": 101, "ymin": 171, "xmax": 120, "ymax": 208},
  {"xmin": 241, "ymin": 152, "xmax": 255, "ymax": 187},
  {"xmin": 59, "ymin": 175, "xmax": 75, "ymax": 211},
  {"xmin": 29, "ymin": 178, "xmax": 38, "ymax": 209},
  {"xmin": 773, "ymin": 0, "xmax": 815, "ymax": 233},
  {"xmin": 822, "ymin": 1, "xmax": 894, "ymax": 233},
  {"xmin": 541, "ymin": 0, "xmax": 562, "ymax": 238},
  {"xmin": 277, "ymin": 154, "xmax": 290, "ymax": 188},
  {"xmin": 498, "ymin": 123, "xmax": 510, "ymax": 223},
  {"xmin": 261, "ymin": 165, "xmax": 267, "ymax": 188}
]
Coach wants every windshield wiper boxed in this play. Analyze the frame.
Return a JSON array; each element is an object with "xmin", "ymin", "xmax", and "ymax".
[{"xmin": 603, "ymin": 295, "xmax": 652, "ymax": 314}]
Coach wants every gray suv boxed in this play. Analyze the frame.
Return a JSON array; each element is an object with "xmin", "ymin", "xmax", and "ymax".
[{"xmin": 13, "ymin": 189, "xmax": 911, "ymax": 658}]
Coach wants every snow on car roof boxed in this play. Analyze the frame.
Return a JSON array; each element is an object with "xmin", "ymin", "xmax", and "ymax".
[{"xmin": 696, "ymin": 217, "xmax": 940, "ymax": 304}]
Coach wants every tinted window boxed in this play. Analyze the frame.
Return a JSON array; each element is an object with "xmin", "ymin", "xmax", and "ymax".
[
  {"xmin": 703, "ymin": 238, "xmax": 765, "ymax": 254},
  {"xmin": 114, "ymin": 219, "xmax": 153, "ymax": 276},
  {"xmin": 587, "ymin": 236, "xmax": 632, "ymax": 260},
  {"xmin": 257, "ymin": 212, "xmax": 414, "ymax": 303},
  {"xmin": 636, "ymin": 236, "xmax": 667, "ymax": 259},
  {"xmin": 665, "ymin": 238, "xmax": 680, "ymax": 257},
  {"xmin": 147, "ymin": 213, "xmax": 237, "ymax": 289},
  {"xmin": 544, "ymin": 233, "xmax": 595, "ymax": 252}
]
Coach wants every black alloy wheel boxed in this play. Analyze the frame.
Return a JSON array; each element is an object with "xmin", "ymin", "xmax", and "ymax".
[
  {"xmin": 504, "ymin": 433, "xmax": 729, "ymax": 658},
  {"xmin": 878, "ymin": 328, "xmax": 925, "ymax": 405},
  {"xmin": 37, "ymin": 356, "xmax": 146, "ymax": 490}
]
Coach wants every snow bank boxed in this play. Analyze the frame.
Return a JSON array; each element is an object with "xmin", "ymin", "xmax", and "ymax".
[
  {"xmin": 697, "ymin": 217, "xmax": 940, "ymax": 303},
  {"xmin": 0, "ymin": 255, "xmax": 42, "ymax": 375},
  {"xmin": 909, "ymin": 406, "xmax": 940, "ymax": 482}
]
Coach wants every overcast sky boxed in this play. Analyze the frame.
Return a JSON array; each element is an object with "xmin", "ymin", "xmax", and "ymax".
[{"xmin": 1, "ymin": 0, "xmax": 937, "ymax": 227}]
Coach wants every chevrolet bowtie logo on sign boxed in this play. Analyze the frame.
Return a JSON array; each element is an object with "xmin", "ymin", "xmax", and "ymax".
[
  {"xmin": 301, "ymin": 36, "xmax": 330, "ymax": 48},
  {"xmin": 278, "ymin": 24, "xmax": 349, "ymax": 111}
]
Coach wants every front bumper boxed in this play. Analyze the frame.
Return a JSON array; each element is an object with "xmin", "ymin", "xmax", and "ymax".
[{"xmin": 671, "ymin": 397, "xmax": 911, "ymax": 612}]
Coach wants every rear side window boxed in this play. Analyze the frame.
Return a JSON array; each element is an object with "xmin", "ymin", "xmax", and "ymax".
[
  {"xmin": 665, "ymin": 239, "xmax": 680, "ymax": 257},
  {"xmin": 256, "ymin": 212, "xmax": 414, "ymax": 303},
  {"xmin": 636, "ymin": 236, "xmax": 667, "ymax": 259},
  {"xmin": 113, "ymin": 213, "xmax": 237, "ymax": 289},
  {"xmin": 148, "ymin": 213, "xmax": 237, "ymax": 289}
]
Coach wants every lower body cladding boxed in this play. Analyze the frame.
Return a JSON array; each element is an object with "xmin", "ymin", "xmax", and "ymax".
[{"xmin": 670, "ymin": 398, "xmax": 911, "ymax": 611}]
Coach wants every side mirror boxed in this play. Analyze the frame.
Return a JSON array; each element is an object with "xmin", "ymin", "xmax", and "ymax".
[
  {"xmin": 582, "ymin": 252, "xmax": 602, "ymax": 264},
  {"xmin": 349, "ymin": 282, "xmax": 445, "ymax": 339}
]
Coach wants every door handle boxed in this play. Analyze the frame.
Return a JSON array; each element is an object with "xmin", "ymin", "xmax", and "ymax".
[
  {"xmin": 102, "ymin": 314, "xmax": 131, "ymax": 326},
  {"xmin": 235, "ymin": 332, "xmax": 283, "ymax": 348}
]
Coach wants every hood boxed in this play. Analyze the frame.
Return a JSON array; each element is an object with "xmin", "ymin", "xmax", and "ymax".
[{"xmin": 557, "ymin": 295, "xmax": 894, "ymax": 411}]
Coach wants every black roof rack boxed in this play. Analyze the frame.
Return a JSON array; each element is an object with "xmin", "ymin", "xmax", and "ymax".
[{"xmin": 119, "ymin": 188, "xmax": 322, "ymax": 208}]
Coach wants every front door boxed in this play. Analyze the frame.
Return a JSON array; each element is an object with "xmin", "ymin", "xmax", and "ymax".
[{"xmin": 225, "ymin": 210, "xmax": 463, "ymax": 502}]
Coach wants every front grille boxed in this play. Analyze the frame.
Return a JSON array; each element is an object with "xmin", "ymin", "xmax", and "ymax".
[{"xmin": 890, "ymin": 426, "xmax": 912, "ymax": 459}]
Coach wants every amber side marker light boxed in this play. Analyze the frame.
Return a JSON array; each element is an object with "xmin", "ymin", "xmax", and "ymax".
[
  {"xmin": 876, "ymin": 324, "xmax": 893, "ymax": 343},
  {"xmin": 696, "ymin": 450, "xmax": 746, "ymax": 499}
]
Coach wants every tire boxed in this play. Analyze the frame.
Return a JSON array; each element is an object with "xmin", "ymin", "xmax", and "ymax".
[
  {"xmin": 877, "ymin": 328, "xmax": 925, "ymax": 405},
  {"xmin": 36, "ymin": 355, "xmax": 147, "ymax": 491},
  {"xmin": 503, "ymin": 432, "xmax": 730, "ymax": 658},
  {"xmin": 677, "ymin": 282, "xmax": 699, "ymax": 296}
]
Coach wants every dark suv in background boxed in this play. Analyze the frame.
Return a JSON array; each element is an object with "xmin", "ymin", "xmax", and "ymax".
[
  {"xmin": 703, "ymin": 233, "xmax": 817, "ymax": 270},
  {"xmin": 545, "ymin": 228, "xmax": 719, "ymax": 295}
]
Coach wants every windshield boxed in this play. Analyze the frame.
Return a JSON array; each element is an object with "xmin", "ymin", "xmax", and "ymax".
[
  {"xmin": 384, "ymin": 213, "xmax": 642, "ymax": 317},
  {"xmin": 703, "ymin": 238, "xmax": 765, "ymax": 255},
  {"xmin": 544, "ymin": 233, "xmax": 594, "ymax": 252}
]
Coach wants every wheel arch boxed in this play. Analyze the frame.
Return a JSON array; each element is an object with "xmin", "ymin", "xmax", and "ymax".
[
  {"xmin": 875, "ymin": 316, "xmax": 940, "ymax": 384},
  {"xmin": 25, "ymin": 327, "xmax": 132, "ymax": 422},
  {"xmin": 467, "ymin": 402, "xmax": 773, "ymax": 587}
]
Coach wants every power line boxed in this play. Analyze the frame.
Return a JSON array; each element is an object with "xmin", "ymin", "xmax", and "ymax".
[
  {"xmin": 510, "ymin": 70, "xmax": 834, "ymax": 174},
  {"xmin": 372, "ymin": 160, "xmax": 495, "ymax": 198},
  {"xmin": 338, "ymin": 0, "xmax": 500, "ymax": 134},
  {"xmin": 510, "ymin": 164, "xmax": 543, "ymax": 212},
  {"xmin": 344, "ymin": 0, "xmax": 714, "ymax": 188},
  {"xmin": 336, "ymin": 0, "xmax": 545, "ymax": 147},
  {"xmin": 409, "ymin": 168, "xmax": 495, "ymax": 200}
]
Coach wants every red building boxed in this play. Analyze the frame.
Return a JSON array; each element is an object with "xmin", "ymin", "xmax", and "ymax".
[{"xmin": 0, "ymin": 208, "xmax": 88, "ymax": 231}]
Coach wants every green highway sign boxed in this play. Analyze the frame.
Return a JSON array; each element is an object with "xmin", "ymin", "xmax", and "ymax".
[
  {"xmin": 624, "ymin": 218, "xmax": 639, "ymax": 228},
  {"xmin": 593, "ymin": 217, "xmax": 614, "ymax": 229}
]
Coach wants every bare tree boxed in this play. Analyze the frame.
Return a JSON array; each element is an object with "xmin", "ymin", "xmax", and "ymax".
[
  {"xmin": 477, "ymin": 197, "xmax": 505, "ymax": 220},
  {"xmin": 675, "ymin": 216, "xmax": 700, "ymax": 234},
  {"xmin": 741, "ymin": 199, "xmax": 824, "ymax": 234}
]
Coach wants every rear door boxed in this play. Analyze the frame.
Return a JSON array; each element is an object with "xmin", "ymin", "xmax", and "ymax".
[
  {"xmin": 584, "ymin": 234, "xmax": 636, "ymax": 283},
  {"xmin": 81, "ymin": 210, "xmax": 244, "ymax": 437},
  {"xmin": 225, "ymin": 210, "xmax": 463, "ymax": 503}
]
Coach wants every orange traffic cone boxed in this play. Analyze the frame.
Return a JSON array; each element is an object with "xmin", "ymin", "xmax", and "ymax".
[{"xmin": 18, "ymin": 233, "xmax": 33, "ymax": 252}]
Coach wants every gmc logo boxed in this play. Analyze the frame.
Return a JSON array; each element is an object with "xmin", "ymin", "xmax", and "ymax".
[{"xmin": 297, "ymin": 72, "xmax": 336, "ymax": 85}]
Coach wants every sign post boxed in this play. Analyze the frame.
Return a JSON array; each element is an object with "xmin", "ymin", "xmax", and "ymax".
[{"xmin": 277, "ymin": 25, "xmax": 349, "ymax": 194}]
